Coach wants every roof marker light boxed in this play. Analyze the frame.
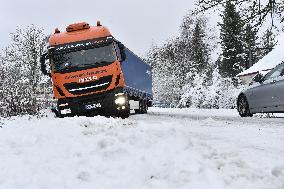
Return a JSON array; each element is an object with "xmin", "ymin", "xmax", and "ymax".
[
  {"xmin": 97, "ymin": 21, "xmax": 102, "ymax": 26},
  {"xmin": 54, "ymin": 28, "xmax": 60, "ymax": 34}
]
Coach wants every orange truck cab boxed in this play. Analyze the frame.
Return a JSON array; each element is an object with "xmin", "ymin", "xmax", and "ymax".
[{"xmin": 40, "ymin": 22, "xmax": 152, "ymax": 118}]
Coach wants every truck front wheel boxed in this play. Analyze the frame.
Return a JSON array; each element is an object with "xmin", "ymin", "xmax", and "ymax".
[
  {"xmin": 119, "ymin": 110, "xmax": 130, "ymax": 119},
  {"xmin": 117, "ymin": 104, "xmax": 130, "ymax": 119}
]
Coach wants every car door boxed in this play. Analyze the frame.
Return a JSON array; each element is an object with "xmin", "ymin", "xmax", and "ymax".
[
  {"xmin": 246, "ymin": 77, "xmax": 275, "ymax": 110},
  {"xmin": 272, "ymin": 63, "xmax": 284, "ymax": 111},
  {"xmin": 247, "ymin": 64, "xmax": 284, "ymax": 110}
]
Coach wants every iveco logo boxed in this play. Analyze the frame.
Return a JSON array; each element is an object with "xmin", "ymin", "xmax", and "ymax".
[{"xmin": 79, "ymin": 76, "xmax": 98, "ymax": 83}]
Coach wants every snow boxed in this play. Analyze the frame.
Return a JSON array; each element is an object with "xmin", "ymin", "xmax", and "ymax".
[
  {"xmin": 237, "ymin": 33, "xmax": 284, "ymax": 76},
  {"xmin": 0, "ymin": 108, "xmax": 284, "ymax": 189}
]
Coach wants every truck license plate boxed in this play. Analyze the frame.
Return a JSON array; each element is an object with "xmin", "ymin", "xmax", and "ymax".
[{"xmin": 85, "ymin": 103, "xmax": 101, "ymax": 110}]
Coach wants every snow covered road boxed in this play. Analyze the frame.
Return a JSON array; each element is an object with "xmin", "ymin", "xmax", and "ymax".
[{"xmin": 0, "ymin": 108, "xmax": 283, "ymax": 189}]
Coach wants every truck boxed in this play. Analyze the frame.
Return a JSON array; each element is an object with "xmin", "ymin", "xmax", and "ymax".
[{"xmin": 40, "ymin": 21, "xmax": 152, "ymax": 118}]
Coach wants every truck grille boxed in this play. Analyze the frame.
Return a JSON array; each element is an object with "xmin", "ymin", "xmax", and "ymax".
[{"xmin": 64, "ymin": 75, "xmax": 113, "ymax": 95}]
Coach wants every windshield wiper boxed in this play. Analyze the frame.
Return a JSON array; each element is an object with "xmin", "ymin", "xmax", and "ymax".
[{"xmin": 80, "ymin": 61, "xmax": 113, "ymax": 67}]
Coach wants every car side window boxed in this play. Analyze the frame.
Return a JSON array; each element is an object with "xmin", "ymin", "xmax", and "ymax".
[
  {"xmin": 263, "ymin": 63, "xmax": 284, "ymax": 81},
  {"xmin": 280, "ymin": 67, "xmax": 284, "ymax": 77}
]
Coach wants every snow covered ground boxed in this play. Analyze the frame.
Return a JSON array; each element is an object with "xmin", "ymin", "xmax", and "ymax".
[{"xmin": 0, "ymin": 108, "xmax": 283, "ymax": 189}]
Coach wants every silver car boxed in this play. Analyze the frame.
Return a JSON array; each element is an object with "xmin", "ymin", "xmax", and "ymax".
[{"xmin": 237, "ymin": 62, "xmax": 284, "ymax": 117}]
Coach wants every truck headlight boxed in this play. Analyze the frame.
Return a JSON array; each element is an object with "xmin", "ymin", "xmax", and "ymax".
[{"xmin": 115, "ymin": 96, "xmax": 126, "ymax": 105}]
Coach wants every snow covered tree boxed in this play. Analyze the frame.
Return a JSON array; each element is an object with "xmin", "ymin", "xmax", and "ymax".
[
  {"xmin": 146, "ymin": 9, "xmax": 244, "ymax": 109},
  {"xmin": 190, "ymin": 17, "xmax": 210, "ymax": 73},
  {"xmin": 146, "ymin": 13, "xmax": 214, "ymax": 106},
  {"xmin": 196, "ymin": 0, "xmax": 284, "ymax": 26},
  {"xmin": 0, "ymin": 25, "xmax": 51, "ymax": 117},
  {"xmin": 243, "ymin": 23, "xmax": 259, "ymax": 68},
  {"xmin": 258, "ymin": 28, "xmax": 277, "ymax": 58},
  {"xmin": 146, "ymin": 38, "xmax": 187, "ymax": 106},
  {"xmin": 219, "ymin": 1, "xmax": 246, "ymax": 78},
  {"xmin": 179, "ymin": 68, "xmax": 245, "ymax": 109},
  {"xmin": 180, "ymin": 13, "xmax": 212, "ymax": 75}
]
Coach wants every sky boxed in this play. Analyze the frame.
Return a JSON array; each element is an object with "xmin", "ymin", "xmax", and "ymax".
[{"xmin": 0, "ymin": 0, "xmax": 196, "ymax": 56}]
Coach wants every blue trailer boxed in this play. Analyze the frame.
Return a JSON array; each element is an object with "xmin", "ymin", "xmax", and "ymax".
[
  {"xmin": 119, "ymin": 47, "xmax": 153, "ymax": 114},
  {"xmin": 121, "ymin": 48, "xmax": 152, "ymax": 100}
]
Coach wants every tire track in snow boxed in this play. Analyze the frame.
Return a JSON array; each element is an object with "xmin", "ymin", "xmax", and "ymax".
[{"xmin": 147, "ymin": 110, "xmax": 284, "ymax": 128}]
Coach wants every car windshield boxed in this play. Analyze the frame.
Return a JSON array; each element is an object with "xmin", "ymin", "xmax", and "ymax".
[
  {"xmin": 263, "ymin": 63, "xmax": 284, "ymax": 81},
  {"xmin": 51, "ymin": 44, "xmax": 116, "ymax": 71}
]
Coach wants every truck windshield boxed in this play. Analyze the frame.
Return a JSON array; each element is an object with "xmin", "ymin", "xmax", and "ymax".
[{"xmin": 51, "ymin": 44, "xmax": 116, "ymax": 71}]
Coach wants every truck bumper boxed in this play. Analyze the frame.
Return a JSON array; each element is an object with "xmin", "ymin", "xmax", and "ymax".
[{"xmin": 57, "ymin": 88, "xmax": 128, "ymax": 116}]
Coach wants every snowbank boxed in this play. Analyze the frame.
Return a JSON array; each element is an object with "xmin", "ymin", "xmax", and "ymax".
[{"xmin": 0, "ymin": 108, "xmax": 283, "ymax": 189}]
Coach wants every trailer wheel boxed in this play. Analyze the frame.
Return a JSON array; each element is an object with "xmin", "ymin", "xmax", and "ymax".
[
  {"xmin": 135, "ymin": 100, "xmax": 143, "ymax": 114},
  {"xmin": 141, "ymin": 100, "xmax": 147, "ymax": 114},
  {"xmin": 143, "ymin": 100, "xmax": 148, "ymax": 114}
]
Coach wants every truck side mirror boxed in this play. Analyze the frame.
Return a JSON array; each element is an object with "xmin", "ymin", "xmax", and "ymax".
[
  {"xmin": 117, "ymin": 42, "xmax": 126, "ymax": 62},
  {"xmin": 40, "ymin": 52, "xmax": 51, "ymax": 77},
  {"xmin": 253, "ymin": 73, "xmax": 263, "ymax": 83}
]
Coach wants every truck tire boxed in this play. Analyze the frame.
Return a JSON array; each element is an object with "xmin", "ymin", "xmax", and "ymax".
[
  {"xmin": 135, "ymin": 100, "xmax": 143, "ymax": 114},
  {"xmin": 143, "ymin": 100, "xmax": 148, "ymax": 114},
  {"xmin": 118, "ymin": 104, "xmax": 130, "ymax": 119},
  {"xmin": 119, "ymin": 110, "xmax": 130, "ymax": 119},
  {"xmin": 51, "ymin": 108, "xmax": 61, "ymax": 118},
  {"xmin": 135, "ymin": 100, "xmax": 148, "ymax": 114},
  {"xmin": 140, "ymin": 100, "xmax": 147, "ymax": 114}
]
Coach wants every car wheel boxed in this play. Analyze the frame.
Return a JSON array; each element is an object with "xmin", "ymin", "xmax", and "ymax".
[{"xmin": 237, "ymin": 95, "xmax": 253, "ymax": 117}]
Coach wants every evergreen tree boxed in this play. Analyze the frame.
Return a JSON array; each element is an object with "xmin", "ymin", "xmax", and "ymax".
[
  {"xmin": 196, "ymin": 0, "xmax": 284, "ymax": 26},
  {"xmin": 244, "ymin": 23, "xmax": 259, "ymax": 68},
  {"xmin": 190, "ymin": 17, "xmax": 210, "ymax": 73},
  {"xmin": 258, "ymin": 28, "xmax": 277, "ymax": 58},
  {"xmin": 219, "ymin": 1, "xmax": 246, "ymax": 78}
]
